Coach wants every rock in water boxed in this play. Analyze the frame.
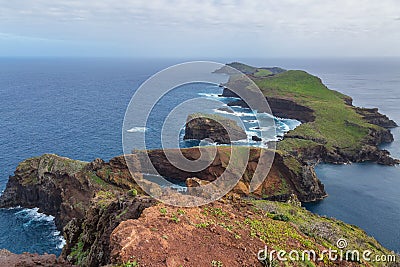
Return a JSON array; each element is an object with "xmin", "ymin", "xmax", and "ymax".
[{"xmin": 184, "ymin": 113, "xmax": 247, "ymax": 144}]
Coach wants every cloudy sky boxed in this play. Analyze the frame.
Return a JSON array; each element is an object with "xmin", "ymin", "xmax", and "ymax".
[{"xmin": 1, "ymin": 0, "xmax": 400, "ymax": 58}]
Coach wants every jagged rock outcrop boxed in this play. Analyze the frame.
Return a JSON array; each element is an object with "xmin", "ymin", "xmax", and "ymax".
[
  {"xmin": 0, "ymin": 154, "xmax": 92, "ymax": 230},
  {"xmin": 355, "ymin": 107, "xmax": 398, "ymax": 128},
  {"xmin": 184, "ymin": 113, "xmax": 247, "ymax": 144},
  {"xmin": 62, "ymin": 196, "xmax": 156, "ymax": 267},
  {"xmin": 0, "ymin": 154, "xmax": 143, "ymax": 230}
]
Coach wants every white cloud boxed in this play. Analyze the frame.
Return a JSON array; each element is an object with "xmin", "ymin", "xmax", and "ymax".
[{"xmin": 0, "ymin": 0, "xmax": 399, "ymax": 57}]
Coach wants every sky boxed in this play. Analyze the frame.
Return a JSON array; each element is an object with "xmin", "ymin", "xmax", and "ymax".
[{"xmin": 0, "ymin": 0, "xmax": 400, "ymax": 58}]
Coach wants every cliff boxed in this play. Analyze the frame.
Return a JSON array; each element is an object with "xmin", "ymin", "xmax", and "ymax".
[
  {"xmin": 220, "ymin": 64, "xmax": 399, "ymax": 166},
  {"xmin": 184, "ymin": 113, "xmax": 247, "ymax": 144},
  {"xmin": 0, "ymin": 153, "xmax": 395, "ymax": 267},
  {"xmin": 0, "ymin": 154, "xmax": 144, "ymax": 230},
  {"xmin": 130, "ymin": 147, "xmax": 327, "ymax": 202},
  {"xmin": 0, "ymin": 148, "xmax": 327, "ymax": 266},
  {"xmin": 1, "ymin": 63, "xmax": 399, "ymax": 266}
]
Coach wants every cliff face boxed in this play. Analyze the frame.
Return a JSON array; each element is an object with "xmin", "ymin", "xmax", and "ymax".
[
  {"xmin": 0, "ymin": 154, "xmax": 143, "ymax": 230},
  {"xmin": 222, "ymin": 88, "xmax": 316, "ymax": 123},
  {"xmin": 184, "ymin": 113, "xmax": 247, "ymax": 144},
  {"xmin": 130, "ymin": 147, "xmax": 327, "ymax": 202},
  {"xmin": 0, "ymin": 151, "xmax": 325, "ymax": 266},
  {"xmin": 354, "ymin": 107, "xmax": 398, "ymax": 128},
  {"xmin": 62, "ymin": 196, "xmax": 156, "ymax": 267},
  {"xmin": 0, "ymin": 154, "xmax": 92, "ymax": 230},
  {"xmin": 221, "ymin": 75, "xmax": 399, "ymax": 166}
]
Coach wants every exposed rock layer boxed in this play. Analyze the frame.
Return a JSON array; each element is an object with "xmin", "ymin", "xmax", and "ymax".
[
  {"xmin": 62, "ymin": 196, "xmax": 156, "ymax": 267},
  {"xmin": 222, "ymin": 88, "xmax": 316, "ymax": 123},
  {"xmin": 184, "ymin": 113, "xmax": 247, "ymax": 144}
]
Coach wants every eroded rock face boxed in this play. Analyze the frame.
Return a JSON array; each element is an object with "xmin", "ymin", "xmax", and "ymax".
[
  {"xmin": 355, "ymin": 107, "xmax": 398, "ymax": 128},
  {"xmin": 184, "ymin": 113, "xmax": 247, "ymax": 144},
  {"xmin": 0, "ymin": 154, "xmax": 143, "ymax": 230},
  {"xmin": 185, "ymin": 177, "xmax": 210, "ymax": 187},
  {"xmin": 0, "ymin": 154, "xmax": 92, "ymax": 230},
  {"xmin": 221, "ymin": 88, "xmax": 316, "ymax": 123},
  {"xmin": 130, "ymin": 147, "xmax": 327, "ymax": 202},
  {"xmin": 62, "ymin": 196, "xmax": 156, "ymax": 267}
]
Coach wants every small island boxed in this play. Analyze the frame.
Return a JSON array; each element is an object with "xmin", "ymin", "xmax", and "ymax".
[{"xmin": 184, "ymin": 113, "xmax": 247, "ymax": 144}]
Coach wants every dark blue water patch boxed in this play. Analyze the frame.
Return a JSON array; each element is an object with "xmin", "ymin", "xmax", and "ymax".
[
  {"xmin": 144, "ymin": 82, "xmax": 227, "ymax": 150},
  {"xmin": 0, "ymin": 58, "xmax": 186, "ymax": 255},
  {"xmin": 304, "ymin": 163, "xmax": 400, "ymax": 252},
  {"xmin": 0, "ymin": 207, "xmax": 64, "ymax": 255}
]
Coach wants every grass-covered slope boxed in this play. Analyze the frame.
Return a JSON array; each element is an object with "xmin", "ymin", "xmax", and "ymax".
[
  {"xmin": 256, "ymin": 70, "xmax": 371, "ymax": 151},
  {"xmin": 223, "ymin": 63, "xmax": 397, "ymax": 165}
]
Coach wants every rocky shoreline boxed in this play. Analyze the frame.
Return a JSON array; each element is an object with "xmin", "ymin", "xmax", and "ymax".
[
  {"xmin": 221, "ymin": 84, "xmax": 398, "ymax": 166},
  {"xmin": 0, "ymin": 63, "xmax": 399, "ymax": 266}
]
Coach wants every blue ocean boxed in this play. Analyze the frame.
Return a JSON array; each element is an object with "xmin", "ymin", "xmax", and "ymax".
[{"xmin": 0, "ymin": 58, "xmax": 399, "ymax": 254}]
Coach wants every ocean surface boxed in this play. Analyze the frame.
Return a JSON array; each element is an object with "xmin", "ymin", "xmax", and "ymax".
[{"xmin": 0, "ymin": 58, "xmax": 399, "ymax": 254}]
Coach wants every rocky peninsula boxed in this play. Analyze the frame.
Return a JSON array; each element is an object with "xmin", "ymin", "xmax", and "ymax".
[
  {"xmin": 219, "ymin": 62, "xmax": 398, "ymax": 166},
  {"xmin": 0, "ymin": 63, "xmax": 399, "ymax": 266}
]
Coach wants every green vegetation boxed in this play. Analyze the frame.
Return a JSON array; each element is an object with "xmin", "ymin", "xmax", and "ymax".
[
  {"xmin": 95, "ymin": 190, "xmax": 116, "ymax": 209},
  {"xmin": 253, "ymin": 69, "xmax": 272, "ymax": 77},
  {"xmin": 69, "ymin": 233, "xmax": 88, "ymax": 266},
  {"xmin": 114, "ymin": 260, "xmax": 139, "ymax": 267},
  {"xmin": 202, "ymin": 207, "xmax": 227, "ymax": 218},
  {"xmin": 195, "ymin": 221, "xmax": 211, "ymax": 228},
  {"xmin": 226, "ymin": 62, "xmax": 258, "ymax": 73},
  {"xmin": 250, "ymin": 69, "xmax": 380, "ymax": 153},
  {"xmin": 211, "ymin": 260, "xmax": 223, "ymax": 267},
  {"xmin": 19, "ymin": 154, "xmax": 88, "ymax": 185},
  {"xmin": 159, "ymin": 207, "xmax": 167, "ymax": 215},
  {"xmin": 90, "ymin": 173, "xmax": 107, "ymax": 187},
  {"xmin": 128, "ymin": 188, "xmax": 138, "ymax": 197},
  {"xmin": 177, "ymin": 209, "xmax": 185, "ymax": 215},
  {"xmin": 252, "ymin": 200, "xmax": 391, "ymax": 266},
  {"xmin": 170, "ymin": 213, "xmax": 180, "ymax": 223},
  {"xmin": 116, "ymin": 208, "xmax": 128, "ymax": 219},
  {"xmin": 270, "ymin": 213, "xmax": 290, "ymax": 222}
]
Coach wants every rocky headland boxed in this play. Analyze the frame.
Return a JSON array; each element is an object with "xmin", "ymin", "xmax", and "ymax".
[
  {"xmin": 218, "ymin": 63, "xmax": 398, "ymax": 166},
  {"xmin": 0, "ymin": 63, "xmax": 399, "ymax": 266}
]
